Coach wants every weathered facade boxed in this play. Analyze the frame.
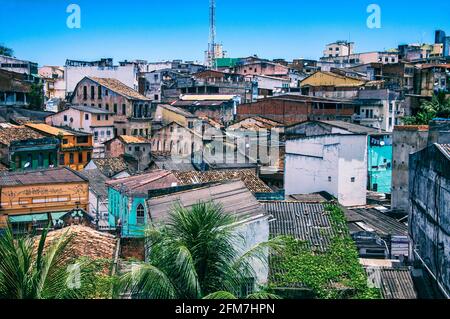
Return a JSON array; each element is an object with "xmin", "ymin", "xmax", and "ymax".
[
  {"xmin": 70, "ymin": 77, "xmax": 152, "ymax": 137},
  {"xmin": 0, "ymin": 167, "xmax": 89, "ymax": 234},
  {"xmin": 391, "ymin": 125, "xmax": 429, "ymax": 212}
]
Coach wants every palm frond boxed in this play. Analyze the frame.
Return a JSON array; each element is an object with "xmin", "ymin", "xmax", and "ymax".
[{"xmin": 203, "ymin": 291, "xmax": 237, "ymax": 299}]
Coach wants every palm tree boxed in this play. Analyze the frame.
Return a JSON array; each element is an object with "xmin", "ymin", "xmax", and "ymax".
[
  {"xmin": 0, "ymin": 226, "xmax": 77, "ymax": 299},
  {"xmin": 114, "ymin": 201, "xmax": 282, "ymax": 299}
]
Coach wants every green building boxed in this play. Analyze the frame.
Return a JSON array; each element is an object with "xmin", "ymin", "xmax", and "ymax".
[
  {"xmin": 367, "ymin": 134, "xmax": 393, "ymax": 194},
  {"xmin": 0, "ymin": 126, "xmax": 60, "ymax": 171}
]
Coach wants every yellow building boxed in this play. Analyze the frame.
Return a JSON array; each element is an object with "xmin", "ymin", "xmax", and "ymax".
[
  {"xmin": 25, "ymin": 123, "xmax": 94, "ymax": 170},
  {"xmin": 0, "ymin": 167, "xmax": 89, "ymax": 234},
  {"xmin": 155, "ymin": 104, "xmax": 197, "ymax": 128}
]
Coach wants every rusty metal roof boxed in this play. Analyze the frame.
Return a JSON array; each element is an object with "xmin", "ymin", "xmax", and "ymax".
[
  {"xmin": 106, "ymin": 169, "xmax": 179, "ymax": 194},
  {"xmin": 0, "ymin": 167, "xmax": 88, "ymax": 187},
  {"xmin": 147, "ymin": 180, "xmax": 267, "ymax": 223}
]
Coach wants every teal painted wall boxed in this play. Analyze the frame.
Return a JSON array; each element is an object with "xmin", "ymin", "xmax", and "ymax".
[
  {"xmin": 11, "ymin": 150, "xmax": 58, "ymax": 171},
  {"xmin": 368, "ymin": 135, "xmax": 392, "ymax": 194},
  {"xmin": 108, "ymin": 187, "xmax": 148, "ymax": 238}
]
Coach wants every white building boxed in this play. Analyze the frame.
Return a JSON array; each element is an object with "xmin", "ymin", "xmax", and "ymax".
[
  {"xmin": 285, "ymin": 134, "xmax": 368, "ymax": 207},
  {"xmin": 64, "ymin": 59, "xmax": 140, "ymax": 95},
  {"xmin": 39, "ymin": 66, "xmax": 66, "ymax": 100},
  {"xmin": 323, "ymin": 41, "xmax": 355, "ymax": 58}
]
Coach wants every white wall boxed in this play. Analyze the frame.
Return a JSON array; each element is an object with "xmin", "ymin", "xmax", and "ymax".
[
  {"xmin": 285, "ymin": 134, "xmax": 367, "ymax": 206},
  {"xmin": 65, "ymin": 64, "xmax": 138, "ymax": 94}
]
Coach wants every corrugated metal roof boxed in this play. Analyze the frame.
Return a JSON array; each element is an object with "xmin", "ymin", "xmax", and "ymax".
[
  {"xmin": 263, "ymin": 201, "xmax": 336, "ymax": 252},
  {"xmin": 365, "ymin": 267, "xmax": 418, "ymax": 299},
  {"xmin": 0, "ymin": 167, "xmax": 88, "ymax": 187},
  {"xmin": 345, "ymin": 208, "xmax": 408, "ymax": 236},
  {"xmin": 107, "ymin": 170, "xmax": 178, "ymax": 194},
  {"xmin": 437, "ymin": 144, "xmax": 450, "ymax": 159},
  {"xmin": 147, "ymin": 180, "xmax": 266, "ymax": 223}
]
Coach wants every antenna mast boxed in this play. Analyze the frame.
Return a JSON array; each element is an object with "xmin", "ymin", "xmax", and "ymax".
[{"xmin": 208, "ymin": 0, "xmax": 216, "ymax": 67}]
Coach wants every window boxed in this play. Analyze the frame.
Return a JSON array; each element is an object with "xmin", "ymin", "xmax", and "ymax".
[
  {"xmin": 135, "ymin": 146, "xmax": 140, "ymax": 152},
  {"xmin": 62, "ymin": 139, "xmax": 68, "ymax": 145},
  {"xmin": 351, "ymin": 177, "xmax": 356, "ymax": 183},
  {"xmin": 64, "ymin": 115, "xmax": 68, "ymax": 122},
  {"xmin": 69, "ymin": 153, "xmax": 74, "ymax": 164},
  {"xmin": 98, "ymin": 104, "xmax": 102, "ymax": 109},
  {"xmin": 328, "ymin": 176, "xmax": 332, "ymax": 182},
  {"xmin": 91, "ymin": 86, "xmax": 95, "ymax": 99},
  {"xmin": 97, "ymin": 115, "xmax": 101, "ymax": 121},
  {"xmin": 122, "ymin": 104, "xmax": 126, "ymax": 115},
  {"xmin": 78, "ymin": 152, "xmax": 83, "ymax": 163},
  {"xmin": 105, "ymin": 104, "xmax": 109, "ymax": 111},
  {"xmin": 98, "ymin": 86, "xmax": 102, "ymax": 99},
  {"xmin": 122, "ymin": 129, "xmax": 127, "ymax": 135},
  {"xmin": 114, "ymin": 104, "xmax": 118, "ymax": 114},
  {"xmin": 87, "ymin": 152, "xmax": 91, "ymax": 162},
  {"xmin": 83, "ymin": 86, "xmax": 87, "ymax": 100},
  {"xmin": 105, "ymin": 89, "xmax": 108, "ymax": 96},
  {"xmin": 136, "ymin": 204, "xmax": 145, "ymax": 224},
  {"xmin": 106, "ymin": 130, "xmax": 111, "ymax": 136},
  {"xmin": 85, "ymin": 114, "xmax": 89, "ymax": 120},
  {"xmin": 15, "ymin": 155, "xmax": 21, "ymax": 169},
  {"xmin": 106, "ymin": 115, "xmax": 109, "ymax": 120},
  {"xmin": 77, "ymin": 136, "xmax": 89, "ymax": 144}
]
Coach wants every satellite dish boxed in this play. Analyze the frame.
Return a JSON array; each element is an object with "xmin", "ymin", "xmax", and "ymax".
[
  {"xmin": 380, "ymin": 141, "xmax": 385, "ymax": 146},
  {"xmin": 24, "ymin": 162, "xmax": 31, "ymax": 168}
]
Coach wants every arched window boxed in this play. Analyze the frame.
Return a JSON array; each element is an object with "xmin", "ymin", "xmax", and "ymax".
[{"xmin": 136, "ymin": 204, "xmax": 145, "ymax": 224}]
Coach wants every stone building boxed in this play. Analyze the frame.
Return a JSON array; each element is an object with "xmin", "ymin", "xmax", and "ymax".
[{"xmin": 70, "ymin": 77, "xmax": 152, "ymax": 137}]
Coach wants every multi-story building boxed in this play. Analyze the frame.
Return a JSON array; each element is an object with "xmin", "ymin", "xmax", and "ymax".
[
  {"xmin": 38, "ymin": 66, "xmax": 66, "ymax": 101},
  {"xmin": 391, "ymin": 125, "xmax": 429, "ymax": 213},
  {"xmin": 25, "ymin": 123, "xmax": 93, "ymax": 171},
  {"xmin": 414, "ymin": 64, "xmax": 450, "ymax": 97},
  {"xmin": 237, "ymin": 94, "xmax": 356, "ymax": 125},
  {"xmin": 70, "ymin": 76, "xmax": 152, "ymax": 137},
  {"xmin": 0, "ymin": 69, "xmax": 32, "ymax": 107},
  {"xmin": 64, "ymin": 58, "xmax": 141, "ymax": 94},
  {"xmin": 0, "ymin": 126, "xmax": 59, "ymax": 171},
  {"xmin": 285, "ymin": 133, "xmax": 368, "ymax": 207},
  {"xmin": 409, "ymin": 120, "xmax": 450, "ymax": 298},
  {"xmin": 353, "ymin": 89, "xmax": 402, "ymax": 132},
  {"xmin": 45, "ymin": 105, "xmax": 115, "ymax": 158},
  {"xmin": 323, "ymin": 41, "xmax": 355, "ymax": 58},
  {"xmin": 0, "ymin": 54, "xmax": 38, "ymax": 80},
  {"xmin": 104, "ymin": 135, "xmax": 152, "ymax": 172},
  {"xmin": 0, "ymin": 167, "xmax": 89, "ymax": 234}
]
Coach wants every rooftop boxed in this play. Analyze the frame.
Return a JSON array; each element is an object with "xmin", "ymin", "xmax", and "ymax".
[
  {"xmin": 436, "ymin": 143, "xmax": 450, "ymax": 160},
  {"xmin": 365, "ymin": 267, "xmax": 418, "ymax": 299},
  {"xmin": 0, "ymin": 167, "xmax": 87, "ymax": 187},
  {"xmin": 394, "ymin": 125, "xmax": 429, "ymax": 132},
  {"xmin": 79, "ymin": 168, "xmax": 111, "ymax": 198},
  {"xmin": 0, "ymin": 126, "xmax": 44, "ymax": 146},
  {"xmin": 159, "ymin": 104, "xmax": 196, "ymax": 118},
  {"xmin": 119, "ymin": 135, "xmax": 151, "ymax": 144},
  {"xmin": 65, "ymin": 105, "xmax": 115, "ymax": 115},
  {"xmin": 179, "ymin": 94, "xmax": 237, "ymax": 101},
  {"xmin": 25, "ymin": 122, "xmax": 73, "ymax": 137},
  {"xmin": 89, "ymin": 157, "xmax": 129, "ymax": 178},
  {"xmin": 318, "ymin": 120, "xmax": 386, "ymax": 135},
  {"xmin": 147, "ymin": 180, "xmax": 267, "ymax": 223},
  {"xmin": 345, "ymin": 207, "xmax": 408, "ymax": 237},
  {"xmin": 88, "ymin": 77, "xmax": 150, "ymax": 101},
  {"xmin": 106, "ymin": 170, "xmax": 179, "ymax": 194},
  {"xmin": 173, "ymin": 169, "xmax": 272, "ymax": 193},
  {"xmin": 262, "ymin": 201, "xmax": 336, "ymax": 252},
  {"xmin": 228, "ymin": 116, "xmax": 285, "ymax": 131},
  {"xmin": 38, "ymin": 225, "xmax": 117, "ymax": 274}
]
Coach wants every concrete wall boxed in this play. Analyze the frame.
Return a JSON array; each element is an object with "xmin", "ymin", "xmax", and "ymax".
[
  {"xmin": 409, "ymin": 144, "xmax": 450, "ymax": 297},
  {"xmin": 391, "ymin": 126, "xmax": 429, "ymax": 212},
  {"xmin": 285, "ymin": 134, "xmax": 367, "ymax": 206}
]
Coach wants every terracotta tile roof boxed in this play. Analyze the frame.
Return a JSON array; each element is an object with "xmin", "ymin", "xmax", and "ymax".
[
  {"xmin": 25, "ymin": 122, "xmax": 73, "ymax": 137},
  {"xmin": 0, "ymin": 126, "xmax": 44, "ymax": 146},
  {"xmin": 37, "ymin": 225, "xmax": 118, "ymax": 274},
  {"xmin": 0, "ymin": 167, "xmax": 88, "ymax": 186},
  {"xmin": 119, "ymin": 135, "xmax": 151, "ymax": 144},
  {"xmin": 0, "ymin": 163, "xmax": 9, "ymax": 172},
  {"xmin": 229, "ymin": 116, "xmax": 285, "ymax": 131},
  {"xmin": 88, "ymin": 77, "xmax": 150, "ymax": 101},
  {"xmin": 91, "ymin": 157, "xmax": 129, "ymax": 177},
  {"xmin": 173, "ymin": 169, "xmax": 272, "ymax": 193}
]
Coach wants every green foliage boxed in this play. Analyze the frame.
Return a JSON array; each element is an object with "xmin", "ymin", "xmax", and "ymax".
[
  {"xmin": 0, "ymin": 44, "xmax": 14, "ymax": 57},
  {"xmin": 28, "ymin": 82, "xmax": 45, "ymax": 110},
  {"xmin": 269, "ymin": 204, "xmax": 381, "ymax": 299},
  {"xmin": 403, "ymin": 92, "xmax": 450, "ymax": 125},
  {"xmin": 114, "ymin": 201, "xmax": 283, "ymax": 299},
  {"xmin": 74, "ymin": 258, "xmax": 116, "ymax": 299}
]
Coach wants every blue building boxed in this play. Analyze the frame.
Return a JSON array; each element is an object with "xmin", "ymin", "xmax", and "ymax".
[
  {"xmin": 107, "ymin": 170, "xmax": 179, "ymax": 238},
  {"xmin": 367, "ymin": 134, "xmax": 393, "ymax": 194}
]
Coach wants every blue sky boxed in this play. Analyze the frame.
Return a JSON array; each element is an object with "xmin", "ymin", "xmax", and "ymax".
[{"xmin": 1, "ymin": 0, "xmax": 449, "ymax": 66}]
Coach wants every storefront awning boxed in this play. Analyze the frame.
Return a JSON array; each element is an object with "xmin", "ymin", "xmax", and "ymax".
[{"xmin": 9, "ymin": 213, "xmax": 49, "ymax": 223}]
